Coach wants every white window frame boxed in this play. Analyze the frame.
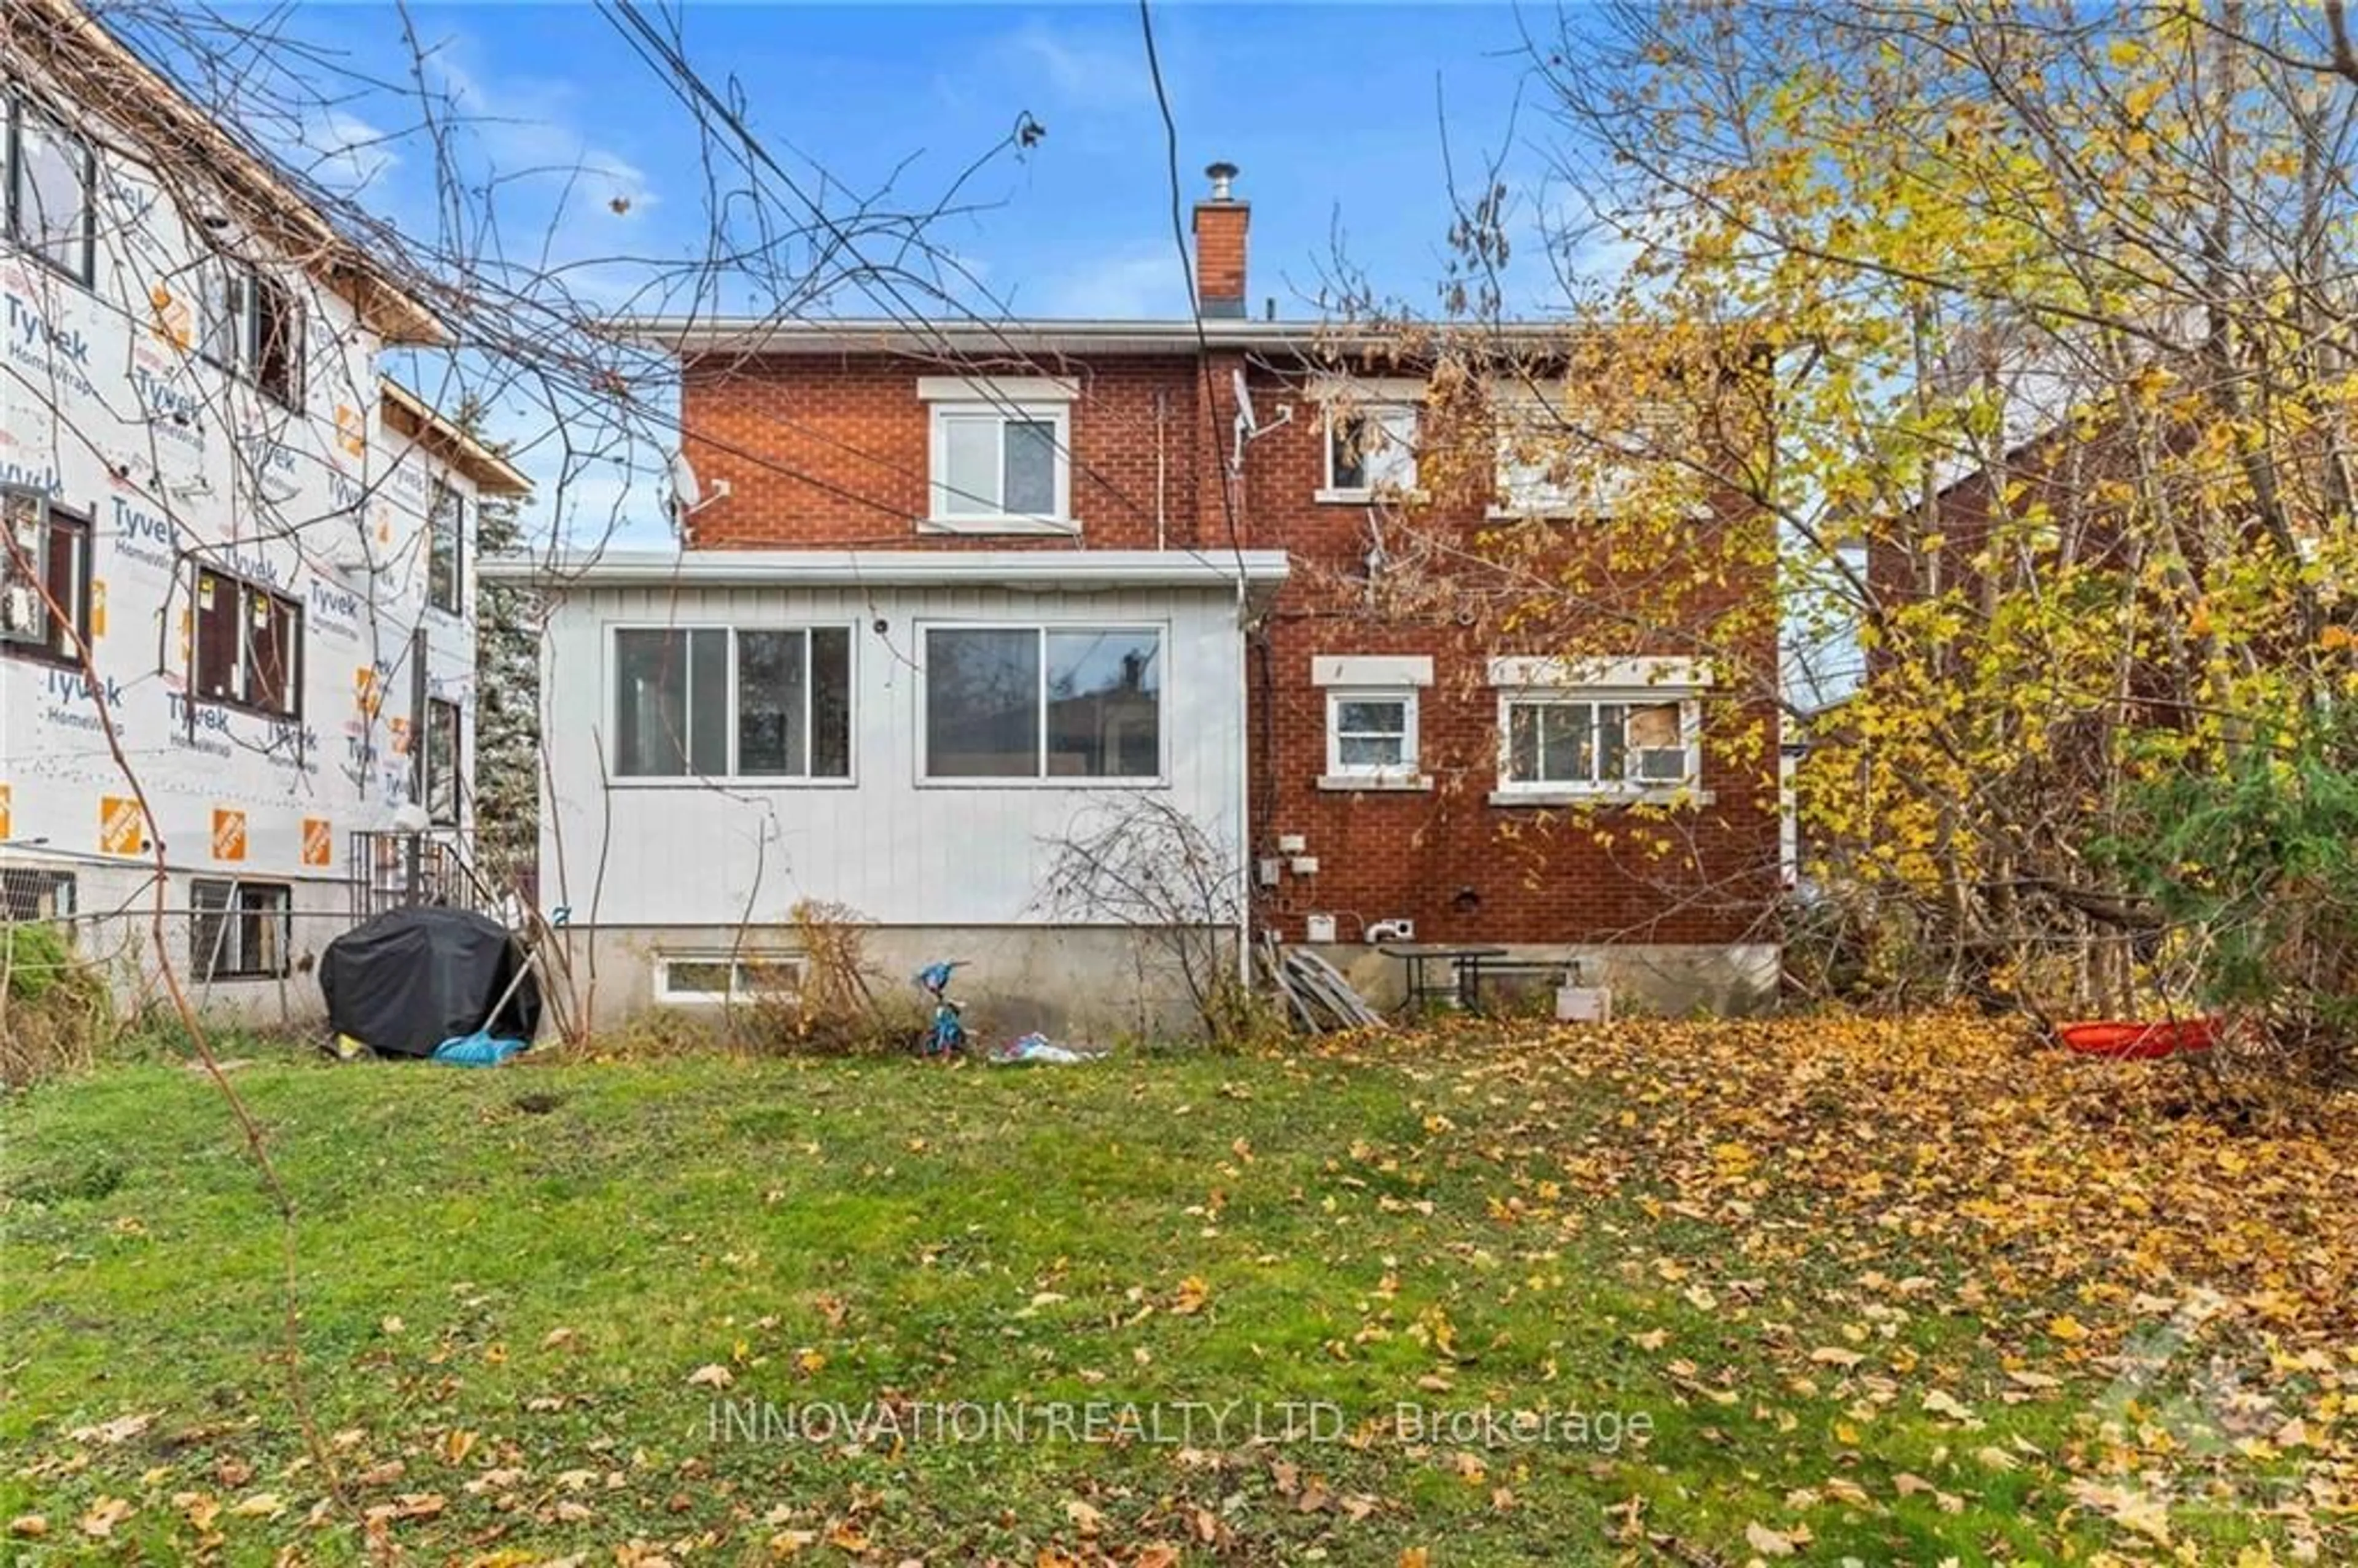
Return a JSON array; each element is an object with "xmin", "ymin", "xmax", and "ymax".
[
  {"xmin": 607, "ymin": 623, "xmax": 858, "ymax": 788},
  {"xmin": 653, "ymin": 952, "xmax": 806, "ymax": 1006},
  {"xmin": 917, "ymin": 620, "xmax": 1167, "ymax": 788},
  {"xmin": 1490, "ymin": 683, "xmax": 1707, "ymax": 806},
  {"xmin": 1318, "ymin": 402, "xmax": 1421, "ymax": 503},
  {"xmin": 1321, "ymin": 688, "xmax": 1426, "ymax": 790},
  {"xmin": 918, "ymin": 376, "xmax": 1077, "ymax": 535},
  {"xmin": 1490, "ymin": 384, "xmax": 1705, "ymax": 521}
]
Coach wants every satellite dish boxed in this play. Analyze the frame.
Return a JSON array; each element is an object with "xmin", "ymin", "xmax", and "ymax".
[
  {"xmin": 667, "ymin": 449, "xmax": 702, "ymax": 515},
  {"xmin": 1232, "ymin": 368, "xmax": 1259, "ymax": 435},
  {"xmin": 388, "ymin": 801, "xmax": 430, "ymax": 834}
]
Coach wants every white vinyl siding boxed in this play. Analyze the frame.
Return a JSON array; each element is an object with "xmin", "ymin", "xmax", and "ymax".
[{"xmin": 538, "ymin": 584, "xmax": 1247, "ymax": 928}]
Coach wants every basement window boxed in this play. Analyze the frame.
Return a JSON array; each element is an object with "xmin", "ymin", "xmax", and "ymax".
[
  {"xmin": 190, "ymin": 879, "xmax": 292, "ymax": 981},
  {"xmin": 2, "ymin": 867, "xmax": 76, "ymax": 922},
  {"xmin": 655, "ymin": 953, "xmax": 804, "ymax": 1006}
]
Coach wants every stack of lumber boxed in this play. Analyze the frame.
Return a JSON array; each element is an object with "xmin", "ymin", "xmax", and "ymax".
[{"xmin": 1259, "ymin": 938, "xmax": 1385, "ymax": 1031}]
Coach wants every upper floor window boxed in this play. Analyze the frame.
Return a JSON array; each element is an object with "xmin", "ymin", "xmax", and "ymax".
[
  {"xmin": 922, "ymin": 624, "xmax": 1161, "ymax": 782},
  {"xmin": 427, "ymin": 483, "xmax": 464, "ymax": 614},
  {"xmin": 198, "ymin": 263, "xmax": 305, "ymax": 409},
  {"xmin": 1, "ymin": 487, "xmax": 93, "ymax": 666},
  {"xmin": 192, "ymin": 565, "xmax": 303, "ymax": 719},
  {"xmin": 1493, "ymin": 387, "xmax": 1700, "ymax": 520},
  {"xmin": 4, "ymin": 96, "xmax": 95, "ymax": 284},
  {"xmin": 918, "ymin": 376, "xmax": 1075, "ymax": 534},
  {"xmin": 1322, "ymin": 404, "xmax": 1418, "ymax": 501},
  {"xmin": 613, "ymin": 626, "xmax": 852, "ymax": 781}
]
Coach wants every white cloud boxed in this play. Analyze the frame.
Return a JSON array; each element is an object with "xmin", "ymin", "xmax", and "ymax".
[
  {"xmin": 295, "ymin": 109, "xmax": 399, "ymax": 195},
  {"xmin": 429, "ymin": 53, "xmax": 658, "ymax": 222},
  {"xmin": 1002, "ymin": 18, "xmax": 1154, "ymax": 112},
  {"xmin": 1033, "ymin": 250, "xmax": 1187, "ymax": 319}
]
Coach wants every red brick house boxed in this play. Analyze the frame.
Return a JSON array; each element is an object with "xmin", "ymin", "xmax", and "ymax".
[{"xmin": 505, "ymin": 168, "xmax": 1779, "ymax": 1031}]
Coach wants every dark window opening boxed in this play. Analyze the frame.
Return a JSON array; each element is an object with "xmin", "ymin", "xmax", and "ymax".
[
  {"xmin": 192, "ymin": 565, "xmax": 302, "ymax": 720},
  {"xmin": 427, "ymin": 483, "xmax": 463, "ymax": 614},
  {"xmin": 424, "ymin": 696, "xmax": 461, "ymax": 826},
  {"xmin": 190, "ymin": 879, "xmax": 292, "ymax": 980},
  {"xmin": 1, "ymin": 488, "xmax": 92, "ymax": 666}
]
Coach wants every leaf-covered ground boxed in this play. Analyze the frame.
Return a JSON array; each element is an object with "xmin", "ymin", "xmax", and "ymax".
[{"xmin": 2, "ymin": 1017, "xmax": 2352, "ymax": 1565}]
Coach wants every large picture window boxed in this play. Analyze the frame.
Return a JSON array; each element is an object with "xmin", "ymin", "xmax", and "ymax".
[
  {"xmin": 192, "ymin": 565, "xmax": 302, "ymax": 719},
  {"xmin": 923, "ymin": 625, "xmax": 1161, "ymax": 781},
  {"xmin": 613, "ymin": 626, "xmax": 852, "ymax": 780}
]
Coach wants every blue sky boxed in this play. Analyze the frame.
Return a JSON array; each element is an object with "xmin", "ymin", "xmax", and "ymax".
[
  {"xmin": 191, "ymin": 4, "xmax": 1592, "ymax": 544},
  {"xmin": 257, "ymin": 2, "xmax": 1572, "ymax": 322}
]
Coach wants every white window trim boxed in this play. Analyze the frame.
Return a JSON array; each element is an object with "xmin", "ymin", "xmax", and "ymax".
[
  {"xmin": 916, "ymin": 619, "xmax": 1169, "ymax": 789},
  {"xmin": 922, "ymin": 388, "xmax": 1077, "ymax": 534},
  {"xmin": 605, "ymin": 622, "xmax": 860, "ymax": 789},
  {"xmin": 1487, "ymin": 384, "xmax": 1713, "ymax": 522},
  {"xmin": 1320, "ymin": 686, "xmax": 1428, "ymax": 792},
  {"xmin": 653, "ymin": 952, "xmax": 806, "ymax": 1006},
  {"xmin": 1488, "ymin": 687, "xmax": 1709, "ymax": 807},
  {"xmin": 1317, "ymin": 400, "xmax": 1423, "ymax": 505}
]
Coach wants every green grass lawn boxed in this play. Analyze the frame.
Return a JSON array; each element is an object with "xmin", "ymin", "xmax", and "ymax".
[{"xmin": 3, "ymin": 1022, "xmax": 2351, "ymax": 1564}]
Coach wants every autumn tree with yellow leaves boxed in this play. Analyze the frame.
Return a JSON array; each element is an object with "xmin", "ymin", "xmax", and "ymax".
[{"xmin": 1440, "ymin": 1, "xmax": 2358, "ymax": 1057}]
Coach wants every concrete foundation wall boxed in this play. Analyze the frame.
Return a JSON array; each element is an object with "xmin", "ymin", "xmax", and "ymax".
[
  {"xmin": 545, "ymin": 923, "xmax": 1239, "ymax": 1046},
  {"xmin": 3, "ymin": 853, "xmax": 352, "ymax": 1031},
  {"xmin": 541, "ymin": 925, "xmax": 1777, "ymax": 1044}
]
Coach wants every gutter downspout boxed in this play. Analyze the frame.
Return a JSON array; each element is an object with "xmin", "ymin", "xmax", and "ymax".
[{"xmin": 1237, "ymin": 559, "xmax": 1251, "ymax": 993}]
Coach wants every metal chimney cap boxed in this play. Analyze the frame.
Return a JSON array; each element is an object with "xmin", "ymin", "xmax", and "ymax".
[{"xmin": 1205, "ymin": 161, "xmax": 1239, "ymax": 200}]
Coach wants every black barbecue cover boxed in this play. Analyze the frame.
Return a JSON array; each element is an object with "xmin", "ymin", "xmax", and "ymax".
[{"xmin": 319, "ymin": 907, "xmax": 541, "ymax": 1058}]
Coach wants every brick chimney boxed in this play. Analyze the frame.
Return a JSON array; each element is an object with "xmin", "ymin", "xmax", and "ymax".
[{"xmin": 1192, "ymin": 161, "xmax": 1248, "ymax": 319}]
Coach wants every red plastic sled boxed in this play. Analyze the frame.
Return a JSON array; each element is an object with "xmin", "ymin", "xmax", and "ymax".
[{"xmin": 2056, "ymin": 1017, "xmax": 2220, "ymax": 1060}]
